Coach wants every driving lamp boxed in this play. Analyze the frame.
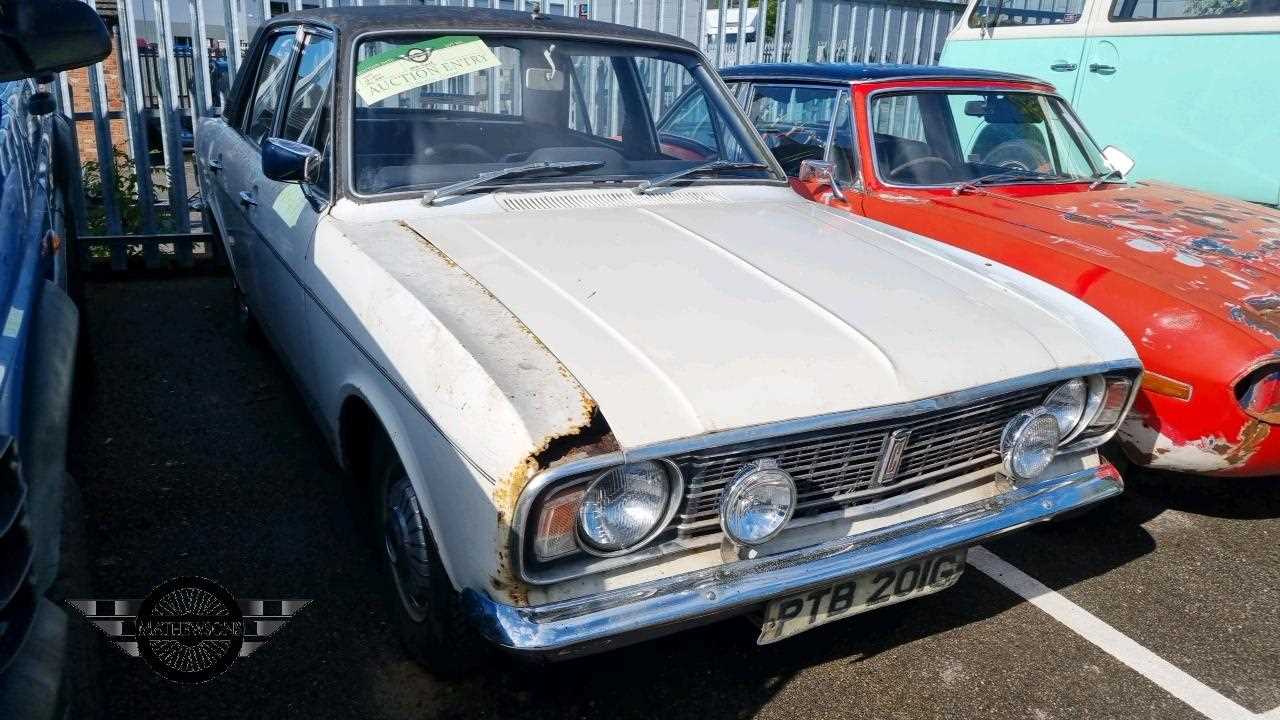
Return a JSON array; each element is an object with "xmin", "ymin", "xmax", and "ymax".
[
  {"xmin": 577, "ymin": 461, "xmax": 675, "ymax": 554},
  {"xmin": 1044, "ymin": 378, "xmax": 1088, "ymax": 439},
  {"xmin": 1000, "ymin": 408, "xmax": 1061, "ymax": 482},
  {"xmin": 720, "ymin": 459, "xmax": 796, "ymax": 546}
]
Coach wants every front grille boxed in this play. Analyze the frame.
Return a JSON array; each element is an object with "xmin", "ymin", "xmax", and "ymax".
[{"xmin": 671, "ymin": 384, "xmax": 1051, "ymax": 538}]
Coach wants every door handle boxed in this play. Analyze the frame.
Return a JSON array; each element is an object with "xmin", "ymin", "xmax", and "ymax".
[
  {"xmin": 209, "ymin": 158, "xmax": 224, "ymax": 172},
  {"xmin": 1050, "ymin": 61, "xmax": 1078, "ymax": 72},
  {"xmin": 1088, "ymin": 63, "xmax": 1117, "ymax": 75},
  {"xmin": 238, "ymin": 190, "xmax": 258, "ymax": 207}
]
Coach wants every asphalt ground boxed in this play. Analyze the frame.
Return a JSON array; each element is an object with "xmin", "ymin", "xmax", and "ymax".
[{"xmin": 62, "ymin": 276, "xmax": 1280, "ymax": 720}]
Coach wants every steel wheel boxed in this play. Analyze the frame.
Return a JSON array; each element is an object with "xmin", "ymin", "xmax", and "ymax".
[{"xmin": 383, "ymin": 475, "xmax": 432, "ymax": 623}]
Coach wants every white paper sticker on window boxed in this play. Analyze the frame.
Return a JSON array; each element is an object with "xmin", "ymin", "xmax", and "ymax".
[
  {"xmin": 355, "ymin": 36, "xmax": 500, "ymax": 106},
  {"xmin": 272, "ymin": 184, "xmax": 307, "ymax": 227}
]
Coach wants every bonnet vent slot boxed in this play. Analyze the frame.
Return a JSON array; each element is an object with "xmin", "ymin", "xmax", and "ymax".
[{"xmin": 498, "ymin": 189, "xmax": 730, "ymax": 212}]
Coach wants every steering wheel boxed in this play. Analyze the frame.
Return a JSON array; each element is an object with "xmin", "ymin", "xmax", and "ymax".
[
  {"xmin": 758, "ymin": 124, "xmax": 823, "ymax": 150},
  {"xmin": 889, "ymin": 156, "xmax": 954, "ymax": 182},
  {"xmin": 423, "ymin": 143, "xmax": 492, "ymax": 164},
  {"xmin": 980, "ymin": 138, "xmax": 1052, "ymax": 173}
]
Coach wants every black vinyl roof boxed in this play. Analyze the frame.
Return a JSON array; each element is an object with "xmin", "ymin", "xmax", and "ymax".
[
  {"xmin": 272, "ymin": 6, "xmax": 696, "ymax": 50},
  {"xmin": 720, "ymin": 62, "xmax": 1041, "ymax": 85}
]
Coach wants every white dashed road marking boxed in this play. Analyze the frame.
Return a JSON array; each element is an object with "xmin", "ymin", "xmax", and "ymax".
[{"xmin": 970, "ymin": 546, "xmax": 1259, "ymax": 720}]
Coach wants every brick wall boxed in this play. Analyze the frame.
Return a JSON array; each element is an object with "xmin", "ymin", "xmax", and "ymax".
[{"xmin": 67, "ymin": 25, "xmax": 130, "ymax": 165}]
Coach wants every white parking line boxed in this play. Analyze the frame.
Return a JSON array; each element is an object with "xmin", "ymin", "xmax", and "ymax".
[{"xmin": 969, "ymin": 546, "xmax": 1258, "ymax": 720}]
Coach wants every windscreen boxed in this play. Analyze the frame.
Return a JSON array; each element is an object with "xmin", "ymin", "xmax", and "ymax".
[
  {"xmin": 869, "ymin": 90, "xmax": 1107, "ymax": 186},
  {"xmin": 351, "ymin": 34, "xmax": 773, "ymax": 195}
]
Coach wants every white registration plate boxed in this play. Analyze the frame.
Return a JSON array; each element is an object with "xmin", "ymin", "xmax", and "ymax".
[{"xmin": 757, "ymin": 549, "xmax": 967, "ymax": 644}]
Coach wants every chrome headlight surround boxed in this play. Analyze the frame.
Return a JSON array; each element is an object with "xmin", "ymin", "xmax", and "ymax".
[
  {"xmin": 525, "ymin": 457, "xmax": 685, "ymax": 564},
  {"xmin": 1000, "ymin": 407, "xmax": 1062, "ymax": 482},
  {"xmin": 719, "ymin": 458, "xmax": 797, "ymax": 546},
  {"xmin": 1048, "ymin": 372, "xmax": 1142, "ymax": 452},
  {"xmin": 1235, "ymin": 363, "xmax": 1280, "ymax": 424},
  {"xmin": 576, "ymin": 459, "xmax": 684, "ymax": 557},
  {"xmin": 1044, "ymin": 378, "xmax": 1088, "ymax": 441}
]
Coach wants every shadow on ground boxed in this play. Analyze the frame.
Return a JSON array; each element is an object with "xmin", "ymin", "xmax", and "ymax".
[{"xmin": 64, "ymin": 276, "xmax": 1257, "ymax": 719}]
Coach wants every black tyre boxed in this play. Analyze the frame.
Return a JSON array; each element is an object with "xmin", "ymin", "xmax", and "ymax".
[{"xmin": 373, "ymin": 441, "xmax": 488, "ymax": 676}]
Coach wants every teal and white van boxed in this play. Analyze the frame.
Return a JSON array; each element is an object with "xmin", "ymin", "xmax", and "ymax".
[{"xmin": 941, "ymin": 0, "xmax": 1280, "ymax": 205}]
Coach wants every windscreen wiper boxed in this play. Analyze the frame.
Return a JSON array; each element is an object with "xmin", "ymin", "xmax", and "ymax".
[
  {"xmin": 1088, "ymin": 168, "xmax": 1124, "ymax": 191},
  {"xmin": 633, "ymin": 160, "xmax": 771, "ymax": 195},
  {"xmin": 952, "ymin": 171, "xmax": 1075, "ymax": 196},
  {"xmin": 422, "ymin": 160, "xmax": 606, "ymax": 205}
]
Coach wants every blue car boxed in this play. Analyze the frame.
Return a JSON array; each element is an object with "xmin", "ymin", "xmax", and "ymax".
[{"xmin": 0, "ymin": 2, "xmax": 111, "ymax": 718}]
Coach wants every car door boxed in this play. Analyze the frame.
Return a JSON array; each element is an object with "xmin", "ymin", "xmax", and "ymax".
[
  {"xmin": 222, "ymin": 29, "xmax": 299, "ymax": 316},
  {"xmin": 247, "ymin": 28, "xmax": 336, "ymax": 387},
  {"xmin": 940, "ymin": 0, "xmax": 1090, "ymax": 100},
  {"xmin": 1073, "ymin": 4, "xmax": 1280, "ymax": 204}
]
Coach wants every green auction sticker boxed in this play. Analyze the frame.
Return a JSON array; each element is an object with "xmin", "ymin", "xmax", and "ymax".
[{"xmin": 355, "ymin": 36, "xmax": 500, "ymax": 105}]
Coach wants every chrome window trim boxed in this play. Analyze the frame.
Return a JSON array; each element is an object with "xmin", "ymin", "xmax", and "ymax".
[
  {"xmin": 862, "ymin": 84, "xmax": 1109, "ymax": 192},
  {"xmin": 514, "ymin": 359, "xmax": 1141, "ymax": 584}
]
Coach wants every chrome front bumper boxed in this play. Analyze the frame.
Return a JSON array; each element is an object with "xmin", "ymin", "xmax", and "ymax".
[{"xmin": 464, "ymin": 465, "xmax": 1122, "ymax": 660}]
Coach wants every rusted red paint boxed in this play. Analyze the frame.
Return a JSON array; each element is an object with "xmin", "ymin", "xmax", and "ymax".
[{"xmin": 822, "ymin": 76, "xmax": 1280, "ymax": 476}]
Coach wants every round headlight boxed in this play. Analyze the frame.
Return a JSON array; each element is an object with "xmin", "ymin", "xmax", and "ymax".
[
  {"xmin": 720, "ymin": 459, "xmax": 796, "ymax": 546},
  {"xmin": 1044, "ymin": 378, "xmax": 1088, "ymax": 439},
  {"xmin": 1000, "ymin": 408, "xmax": 1061, "ymax": 482},
  {"xmin": 577, "ymin": 461, "xmax": 675, "ymax": 554}
]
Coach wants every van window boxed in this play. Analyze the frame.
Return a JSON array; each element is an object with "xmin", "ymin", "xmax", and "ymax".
[
  {"xmin": 968, "ymin": 0, "xmax": 1086, "ymax": 27},
  {"xmin": 1109, "ymin": 0, "xmax": 1280, "ymax": 20}
]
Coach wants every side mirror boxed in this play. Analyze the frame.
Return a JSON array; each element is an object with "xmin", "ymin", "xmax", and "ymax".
[
  {"xmin": 1101, "ymin": 145, "xmax": 1135, "ymax": 178},
  {"xmin": 0, "ymin": 0, "xmax": 112, "ymax": 82},
  {"xmin": 262, "ymin": 138, "xmax": 322, "ymax": 184},
  {"xmin": 798, "ymin": 159, "xmax": 846, "ymax": 201}
]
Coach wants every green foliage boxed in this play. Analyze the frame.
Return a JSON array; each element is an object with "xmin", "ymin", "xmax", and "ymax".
[
  {"xmin": 81, "ymin": 146, "xmax": 173, "ymax": 238},
  {"xmin": 1185, "ymin": 0, "xmax": 1249, "ymax": 14}
]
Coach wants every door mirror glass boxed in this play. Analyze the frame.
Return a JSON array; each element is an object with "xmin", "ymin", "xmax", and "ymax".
[
  {"xmin": 263, "ymin": 137, "xmax": 322, "ymax": 184},
  {"xmin": 1101, "ymin": 145, "xmax": 1135, "ymax": 178},
  {"xmin": 0, "ymin": 0, "xmax": 112, "ymax": 81},
  {"xmin": 798, "ymin": 159, "xmax": 846, "ymax": 201}
]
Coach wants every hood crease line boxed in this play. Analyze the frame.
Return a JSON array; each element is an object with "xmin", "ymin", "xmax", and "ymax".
[
  {"xmin": 637, "ymin": 207, "xmax": 902, "ymax": 378},
  {"xmin": 450, "ymin": 220, "xmax": 707, "ymax": 429}
]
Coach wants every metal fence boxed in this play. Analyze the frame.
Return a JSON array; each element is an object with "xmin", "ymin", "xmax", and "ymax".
[{"xmin": 56, "ymin": 0, "xmax": 965, "ymax": 273}]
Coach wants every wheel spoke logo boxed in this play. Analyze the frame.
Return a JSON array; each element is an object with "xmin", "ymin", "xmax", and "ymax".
[{"xmin": 67, "ymin": 576, "xmax": 311, "ymax": 684}]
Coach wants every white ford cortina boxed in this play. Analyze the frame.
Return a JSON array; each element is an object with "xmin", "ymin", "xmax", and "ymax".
[{"xmin": 197, "ymin": 6, "xmax": 1141, "ymax": 671}]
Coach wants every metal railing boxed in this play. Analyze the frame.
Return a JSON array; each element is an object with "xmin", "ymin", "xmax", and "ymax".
[{"xmin": 55, "ymin": 0, "xmax": 964, "ymax": 273}]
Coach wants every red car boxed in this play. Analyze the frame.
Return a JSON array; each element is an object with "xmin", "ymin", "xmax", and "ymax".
[{"xmin": 662, "ymin": 63, "xmax": 1280, "ymax": 476}]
